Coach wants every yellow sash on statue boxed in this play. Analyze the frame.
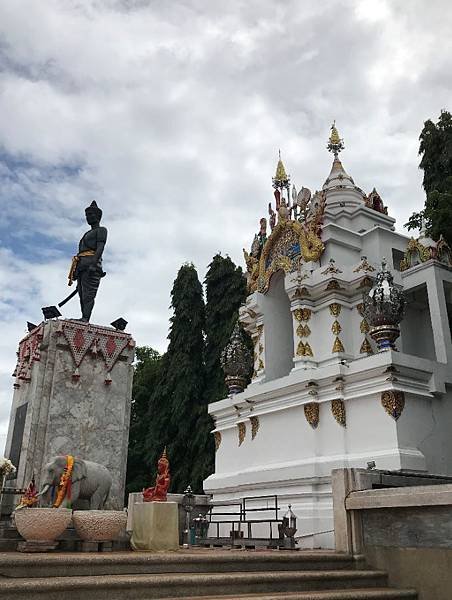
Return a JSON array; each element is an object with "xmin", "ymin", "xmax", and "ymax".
[{"xmin": 68, "ymin": 250, "xmax": 96, "ymax": 286}]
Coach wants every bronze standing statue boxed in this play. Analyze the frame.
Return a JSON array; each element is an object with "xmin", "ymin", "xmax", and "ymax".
[{"xmin": 67, "ymin": 201, "xmax": 107, "ymax": 322}]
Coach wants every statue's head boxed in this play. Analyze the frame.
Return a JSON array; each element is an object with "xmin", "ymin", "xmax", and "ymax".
[
  {"xmin": 157, "ymin": 447, "xmax": 169, "ymax": 474},
  {"xmin": 85, "ymin": 200, "xmax": 102, "ymax": 225}
]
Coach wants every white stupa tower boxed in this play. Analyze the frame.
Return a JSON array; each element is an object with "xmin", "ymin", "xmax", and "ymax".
[{"xmin": 204, "ymin": 124, "xmax": 452, "ymax": 548}]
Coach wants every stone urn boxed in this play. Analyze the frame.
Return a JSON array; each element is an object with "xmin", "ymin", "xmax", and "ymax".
[
  {"xmin": 14, "ymin": 508, "xmax": 72, "ymax": 543},
  {"xmin": 73, "ymin": 510, "xmax": 127, "ymax": 542}
]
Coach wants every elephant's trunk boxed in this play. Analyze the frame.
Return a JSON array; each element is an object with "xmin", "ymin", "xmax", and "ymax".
[{"xmin": 38, "ymin": 483, "xmax": 51, "ymax": 496}]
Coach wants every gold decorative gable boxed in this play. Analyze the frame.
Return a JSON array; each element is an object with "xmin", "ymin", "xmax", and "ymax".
[
  {"xmin": 245, "ymin": 213, "xmax": 325, "ymax": 294},
  {"xmin": 400, "ymin": 238, "xmax": 431, "ymax": 271}
]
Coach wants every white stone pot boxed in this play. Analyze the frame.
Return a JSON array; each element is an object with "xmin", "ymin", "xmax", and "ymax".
[
  {"xmin": 14, "ymin": 508, "xmax": 72, "ymax": 542},
  {"xmin": 73, "ymin": 510, "xmax": 127, "ymax": 542}
]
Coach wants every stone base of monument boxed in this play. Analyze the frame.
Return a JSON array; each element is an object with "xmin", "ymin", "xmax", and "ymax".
[
  {"xmin": 131, "ymin": 501, "xmax": 179, "ymax": 551},
  {"xmin": 17, "ymin": 540, "xmax": 58, "ymax": 553},
  {"xmin": 77, "ymin": 540, "xmax": 113, "ymax": 553}
]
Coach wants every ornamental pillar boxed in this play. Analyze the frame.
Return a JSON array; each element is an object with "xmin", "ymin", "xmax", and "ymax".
[
  {"xmin": 285, "ymin": 271, "xmax": 316, "ymax": 370},
  {"xmin": 239, "ymin": 293, "xmax": 266, "ymax": 383}
]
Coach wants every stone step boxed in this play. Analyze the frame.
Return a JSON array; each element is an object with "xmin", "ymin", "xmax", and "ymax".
[
  {"xmin": 0, "ymin": 527, "xmax": 21, "ymax": 540},
  {"xmin": 0, "ymin": 569, "xmax": 390, "ymax": 599},
  {"xmin": 0, "ymin": 541, "xmax": 18, "ymax": 552},
  {"xmin": 0, "ymin": 551, "xmax": 361, "ymax": 578},
  {"xmin": 164, "ymin": 591, "xmax": 417, "ymax": 600}
]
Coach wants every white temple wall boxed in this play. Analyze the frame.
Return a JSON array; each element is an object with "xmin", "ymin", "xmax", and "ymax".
[
  {"xmin": 400, "ymin": 287, "xmax": 436, "ymax": 360},
  {"xmin": 309, "ymin": 306, "xmax": 329, "ymax": 363},
  {"xmin": 322, "ymin": 225, "xmax": 361, "ymax": 266},
  {"xmin": 361, "ymin": 227, "xmax": 408, "ymax": 270},
  {"xmin": 262, "ymin": 271, "xmax": 294, "ymax": 381},
  {"xmin": 402, "ymin": 263, "xmax": 452, "ymax": 364}
]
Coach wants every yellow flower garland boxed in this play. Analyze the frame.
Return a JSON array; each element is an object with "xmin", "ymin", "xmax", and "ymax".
[{"xmin": 53, "ymin": 455, "xmax": 74, "ymax": 508}]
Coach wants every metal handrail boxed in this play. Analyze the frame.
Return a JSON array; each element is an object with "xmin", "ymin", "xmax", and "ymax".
[{"xmin": 205, "ymin": 495, "xmax": 283, "ymax": 543}]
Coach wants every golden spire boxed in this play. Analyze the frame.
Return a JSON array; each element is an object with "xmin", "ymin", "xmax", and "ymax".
[
  {"xmin": 272, "ymin": 150, "xmax": 290, "ymax": 190},
  {"xmin": 275, "ymin": 150, "xmax": 288, "ymax": 181},
  {"xmin": 327, "ymin": 121, "xmax": 344, "ymax": 157},
  {"xmin": 329, "ymin": 122, "xmax": 340, "ymax": 145}
]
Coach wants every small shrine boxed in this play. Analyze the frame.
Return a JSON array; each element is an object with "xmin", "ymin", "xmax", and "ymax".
[{"xmin": 204, "ymin": 124, "xmax": 452, "ymax": 548}]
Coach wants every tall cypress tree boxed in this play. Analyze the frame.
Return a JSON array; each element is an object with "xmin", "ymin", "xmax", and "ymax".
[
  {"xmin": 204, "ymin": 254, "xmax": 248, "ymax": 404},
  {"xmin": 145, "ymin": 263, "xmax": 206, "ymax": 493},
  {"xmin": 125, "ymin": 346, "xmax": 161, "ymax": 495},
  {"xmin": 190, "ymin": 254, "xmax": 249, "ymax": 488},
  {"xmin": 406, "ymin": 110, "xmax": 452, "ymax": 245}
]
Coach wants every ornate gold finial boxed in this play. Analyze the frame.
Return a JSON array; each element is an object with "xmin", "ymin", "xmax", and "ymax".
[
  {"xmin": 273, "ymin": 150, "xmax": 290, "ymax": 190},
  {"xmin": 327, "ymin": 121, "xmax": 344, "ymax": 157}
]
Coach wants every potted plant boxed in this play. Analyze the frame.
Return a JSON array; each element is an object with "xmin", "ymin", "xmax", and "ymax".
[
  {"xmin": 14, "ymin": 473, "xmax": 72, "ymax": 548},
  {"xmin": 73, "ymin": 510, "xmax": 127, "ymax": 542}
]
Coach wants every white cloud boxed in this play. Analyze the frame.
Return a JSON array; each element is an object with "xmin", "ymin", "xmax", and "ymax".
[{"xmin": 0, "ymin": 0, "xmax": 451, "ymax": 444}]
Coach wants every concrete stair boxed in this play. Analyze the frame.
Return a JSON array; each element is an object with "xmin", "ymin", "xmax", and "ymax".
[
  {"xmin": 166, "ymin": 594, "xmax": 417, "ymax": 600},
  {"xmin": 0, "ymin": 550, "xmax": 417, "ymax": 600},
  {"xmin": 0, "ymin": 522, "xmax": 21, "ymax": 551}
]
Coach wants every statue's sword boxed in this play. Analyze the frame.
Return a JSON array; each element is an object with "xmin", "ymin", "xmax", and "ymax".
[{"xmin": 58, "ymin": 287, "xmax": 78, "ymax": 308}]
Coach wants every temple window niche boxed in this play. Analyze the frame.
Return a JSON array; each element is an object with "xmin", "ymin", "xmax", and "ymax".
[
  {"xmin": 262, "ymin": 270, "xmax": 294, "ymax": 382},
  {"xmin": 400, "ymin": 284, "xmax": 436, "ymax": 360}
]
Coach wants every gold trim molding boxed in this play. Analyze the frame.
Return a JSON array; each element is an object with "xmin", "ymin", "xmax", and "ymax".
[
  {"xmin": 329, "ymin": 303, "xmax": 342, "ymax": 317},
  {"xmin": 304, "ymin": 402, "xmax": 319, "ymax": 428},
  {"xmin": 250, "ymin": 416, "xmax": 260, "ymax": 440},
  {"xmin": 381, "ymin": 390, "xmax": 405, "ymax": 420},
  {"xmin": 331, "ymin": 399, "xmax": 346, "ymax": 427},
  {"xmin": 238, "ymin": 422, "xmax": 246, "ymax": 446}
]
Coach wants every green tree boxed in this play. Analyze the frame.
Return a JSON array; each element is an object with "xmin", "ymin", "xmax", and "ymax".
[
  {"xmin": 125, "ymin": 346, "xmax": 161, "ymax": 495},
  {"xmin": 145, "ymin": 263, "xmax": 206, "ymax": 493},
  {"xmin": 204, "ymin": 254, "xmax": 248, "ymax": 403},
  {"xmin": 406, "ymin": 110, "xmax": 452, "ymax": 245},
  {"xmin": 189, "ymin": 254, "xmax": 249, "ymax": 487}
]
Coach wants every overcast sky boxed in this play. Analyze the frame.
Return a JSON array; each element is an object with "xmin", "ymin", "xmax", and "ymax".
[{"xmin": 1, "ymin": 0, "xmax": 451, "ymax": 453}]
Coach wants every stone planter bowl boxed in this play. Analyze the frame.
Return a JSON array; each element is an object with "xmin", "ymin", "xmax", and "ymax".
[
  {"xmin": 14, "ymin": 508, "xmax": 72, "ymax": 542},
  {"xmin": 73, "ymin": 510, "xmax": 127, "ymax": 542}
]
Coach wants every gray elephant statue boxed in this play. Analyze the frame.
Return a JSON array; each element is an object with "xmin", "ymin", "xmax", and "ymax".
[{"xmin": 40, "ymin": 455, "xmax": 112, "ymax": 509}]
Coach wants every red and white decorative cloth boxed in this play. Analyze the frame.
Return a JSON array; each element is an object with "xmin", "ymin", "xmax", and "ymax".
[
  {"xmin": 60, "ymin": 321, "xmax": 98, "ymax": 369},
  {"xmin": 58, "ymin": 321, "xmax": 134, "ymax": 383},
  {"xmin": 12, "ymin": 325, "xmax": 44, "ymax": 384},
  {"xmin": 13, "ymin": 320, "xmax": 134, "ymax": 387}
]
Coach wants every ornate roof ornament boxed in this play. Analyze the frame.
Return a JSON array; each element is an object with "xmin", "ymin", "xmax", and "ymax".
[
  {"xmin": 220, "ymin": 321, "xmax": 253, "ymax": 394},
  {"xmin": 437, "ymin": 235, "xmax": 452, "ymax": 266},
  {"xmin": 363, "ymin": 259, "xmax": 405, "ymax": 352},
  {"xmin": 400, "ymin": 233, "xmax": 452, "ymax": 271},
  {"xmin": 327, "ymin": 121, "xmax": 344, "ymax": 158},
  {"xmin": 323, "ymin": 124, "xmax": 356, "ymax": 192},
  {"xmin": 244, "ymin": 151, "xmax": 327, "ymax": 294},
  {"xmin": 272, "ymin": 150, "xmax": 290, "ymax": 191},
  {"xmin": 365, "ymin": 188, "xmax": 388, "ymax": 215}
]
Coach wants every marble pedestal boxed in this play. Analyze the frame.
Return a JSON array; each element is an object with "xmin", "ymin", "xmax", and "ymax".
[
  {"xmin": 131, "ymin": 502, "xmax": 179, "ymax": 551},
  {"xmin": 3, "ymin": 319, "xmax": 135, "ymax": 511}
]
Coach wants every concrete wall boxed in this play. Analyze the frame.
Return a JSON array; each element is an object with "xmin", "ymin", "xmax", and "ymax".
[
  {"xmin": 365, "ymin": 546, "xmax": 452, "ymax": 600},
  {"xmin": 332, "ymin": 470, "xmax": 452, "ymax": 600}
]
